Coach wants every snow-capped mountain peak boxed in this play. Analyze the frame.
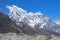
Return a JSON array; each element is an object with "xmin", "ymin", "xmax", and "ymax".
[
  {"xmin": 7, "ymin": 5, "xmax": 49, "ymax": 28},
  {"xmin": 7, "ymin": 5, "xmax": 60, "ymax": 34}
]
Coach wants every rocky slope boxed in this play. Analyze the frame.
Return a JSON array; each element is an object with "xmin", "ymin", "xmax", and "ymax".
[{"xmin": 0, "ymin": 12, "xmax": 23, "ymax": 33}]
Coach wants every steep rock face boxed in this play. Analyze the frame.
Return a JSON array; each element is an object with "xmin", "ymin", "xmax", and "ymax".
[{"xmin": 0, "ymin": 12, "xmax": 22, "ymax": 33}]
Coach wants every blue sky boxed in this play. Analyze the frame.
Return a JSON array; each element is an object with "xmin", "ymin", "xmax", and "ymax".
[{"xmin": 0, "ymin": 0, "xmax": 60, "ymax": 20}]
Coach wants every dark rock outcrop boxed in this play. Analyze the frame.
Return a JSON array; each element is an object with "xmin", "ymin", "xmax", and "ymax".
[{"xmin": 0, "ymin": 12, "xmax": 22, "ymax": 33}]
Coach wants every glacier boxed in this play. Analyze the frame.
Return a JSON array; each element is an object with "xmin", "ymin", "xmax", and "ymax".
[{"xmin": 7, "ymin": 5, "xmax": 60, "ymax": 35}]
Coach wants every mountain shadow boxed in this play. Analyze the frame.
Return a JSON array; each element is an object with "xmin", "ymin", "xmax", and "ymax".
[{"xmin": 0, "ymin": 12, "xmax": 23, "ymax": 34}]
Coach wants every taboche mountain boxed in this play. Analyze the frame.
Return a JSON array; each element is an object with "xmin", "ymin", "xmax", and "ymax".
[
  {"xmin": 0, "ymin": 12, "xmax": 50, "ymax": 35},
  {"xmin": 0, "ymin": 12, "xmax": 60, "ymax": 36},
  {"xmin": 0, "ymin": 12, "xmax": 46, "ymax": 35},
  {"xmin": 0, "ymin": 5, "xmax": 60, "ymax": 36}
]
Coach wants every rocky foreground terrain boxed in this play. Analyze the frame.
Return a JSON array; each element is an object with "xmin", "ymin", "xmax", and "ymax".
[{"xmin": 0, "ymin": 33, "xmax": 60, "ymax": 40}]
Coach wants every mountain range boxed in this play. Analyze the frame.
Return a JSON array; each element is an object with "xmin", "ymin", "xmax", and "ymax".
[{"xmin": 0, "ymin": 5, "xmax": 60, "ymax": 36}]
